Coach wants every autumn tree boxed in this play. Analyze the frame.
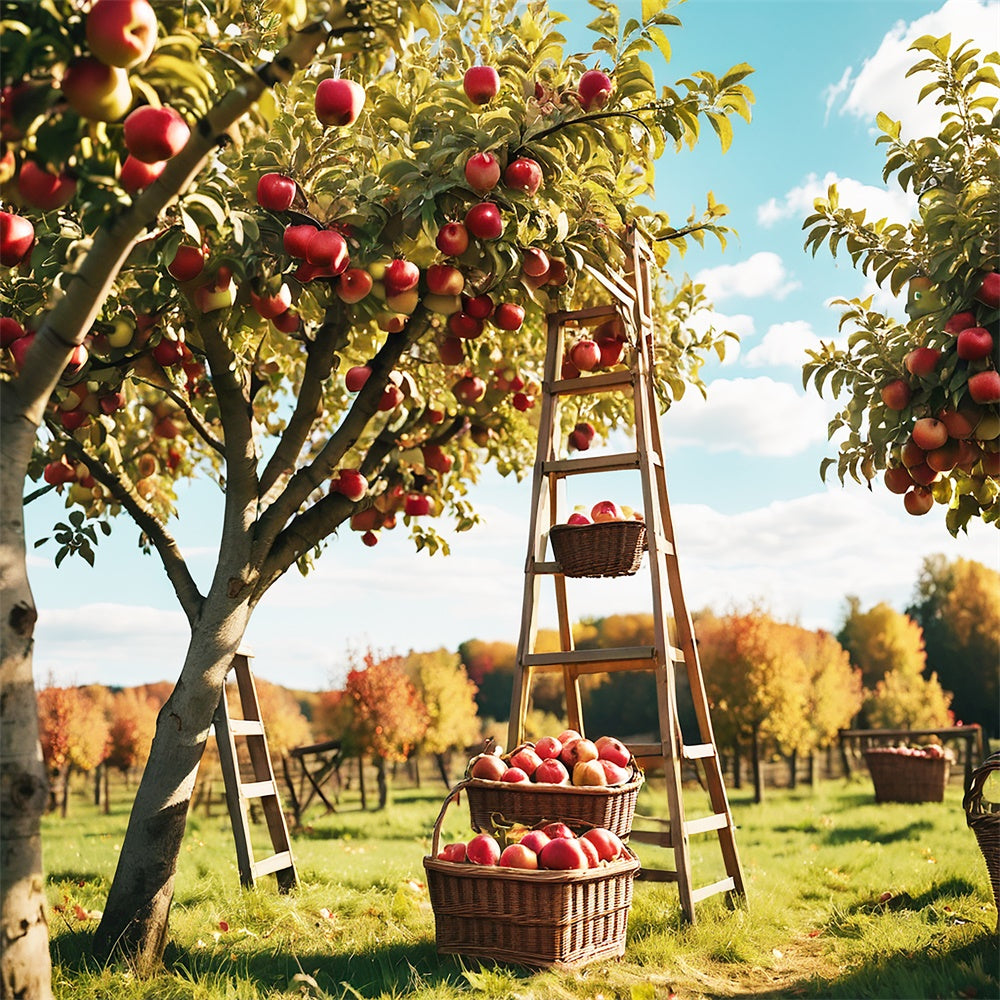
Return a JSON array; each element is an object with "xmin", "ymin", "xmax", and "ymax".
[
  {"xmin": 402, "ymin": 648, "xmax": 480, "ymax": 786},
  {"xmin": 343, "ymin": 651, "xmax": 429, "ymax": 808},
  {"xmin": 105, "ymin": 688, "xmax": 160, "ymax": 782},
  {"xmin": 0, "ymin": 0, "xmax": 753, "ymax": 980},
  {"xmin": 802, "ymin": 35, "xmax": 999, "ymax": 534},
  {"xmin": 907, "ymin": 555, "xmax": 1000, "ymax": 736}
]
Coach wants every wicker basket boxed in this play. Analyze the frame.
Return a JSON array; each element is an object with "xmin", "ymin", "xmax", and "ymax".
[
  {"xmin": 549, "ymin": 520, "xmax": 646, "ymax": 578},
  {"xmin": 863, "ymin": 748, "xmax": 950, "ymax": 803},
  {"xmin": 465, "ymin": 763, "xmax": 643, "ymax": 839},
  {"xmin": 964, "ymin": 751, "xmax": 1000, "ymax": 931},
  {"xmin": 424, "ymin": 784, "xmax": 641, "ymax": 968}
]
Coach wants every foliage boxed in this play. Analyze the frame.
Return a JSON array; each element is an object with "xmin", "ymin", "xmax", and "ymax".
[
  {"xmin": 37, "ymin": 685, "xmax": 109, "ymax": 777},
  {"xmin": 801, "ymin": 35, "xmax": 1000, "ymax": 534},
  {"xmin": 401, "ymin": 648, "xmax": 480, "ymax": 758},
  {"xmin": 864, "ymin": 663, "xmax": 953, "ymax": 730},
  {"xmin": 103, "ymin": 688, "xmax": 159, "ymax": 774},
  {"xmin": 242, "ymin": 677, "xmax": 313, "ymax": 756}
]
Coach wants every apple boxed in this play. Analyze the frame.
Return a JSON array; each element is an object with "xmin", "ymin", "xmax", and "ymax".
[
  {"xmin": 448, "ymin": 312, "xmax": 483, "ymax": 339},
  {"xmin": 911, "ymin": 417, "xmax": 949, "ymax": 451},
  {"xmin": 462, "ymin": 293, "xmax": 494, "ymax": 319},
  {"xmin": 926, "ymin": 439, "xmax": 961, "ymax": 473},
  {"xmin": 464, "ymin": 202, "xmax": 503, "ymax": 240},
  {"xmin": 519, "ymin": 830, "xmax": 551, "ymax": 855},
  {"xmin": 883, "ymin": 465, "xmax": 914, "ymax": 495},
  {"xmin": 436, "ymin": 222, "xmax": 470, "ymax": 256},
  {"xmin": 350, "ymin": 508, "xmax": 380, "ymax": 531},
  {"xmin": 453, "ymin": 375, "xmax": 486, "ymax": 404},
  {"xmin": 334, "ymin": 469, "xmax": 366, "ymax": 502},
  {"xmin": 404, "ymin": 492, "xmax": 431, "ymax": 516},
  {"xmin": 956, "ymin": 326, "xmax": 993, "ymax": 361},
  {"xmin": 567, "ymin": 512, "xmax": 590, "ymax": 524},
  {"xmin": 470, "ymin": 752, "xmax": 507, "ymax": 781},
  {"xmin": 463, "ymin": 65, "xmax": 500, "ymax": 105},
  {"xmin": 61, "ymin": 410, "xmax": 88, "ymax": 431},
  {"xmin": 422, "ymin": 445, "xmax": 453, "ymax": 474},
  {"xmin": 591, "ymin": 500, "xmax": 622, "ymax": 522},
  {"xmin": 8, "ymin": 331, "xmax": 35, "ymax": 369},
  {"xmin": 344, "ymin": 365, "xmax": 371, "ymax": 392},
  {"xmin": 968, "ymin": 370, "xmax": 1000, "ymax": 404},
  {"xmin": 0, "ymin": 211, "xmax": 34, "ymax": 266},
  {"xmin": 315, "ymin": 78, "xmax": 365, "ymax": 126},
  {"xmin": 167, "ymin": 244, "xmax": 204, "ymax": 282},
  {"xmin": 500, "ymin": 766, "xmax": 531, "ymax": 783},
  {"xmin": 558, "ymin": 728, "xmax": 582, "ymax": 746},
  {"xmin": 306, "ymin": 230, "xmax": 349, "ymax": 273},
  {"xmin": 123, "ymin": 105, "xmax": 190, "ymax": 163},
  {"xmin": 880, "ymin": 379, "xmax": 911, "ymax": 411},
  {"xmin": 251, "ymin": 283, "xmax": 292, "ymax": 319},
  {"xmin": 569, "ymin": 339, "xmax": 601, "ymax": 372},
  {"xmin": 466, "ymin": 833, "xmax": 501, "ymax": 866},
  {"xmin": 493, "ymin": 303, "xmax": 524, "ymax": 331},
  {"xmin": 581, "ymin": 827, "xmax": 624, "ymax": 863},
  {"xmin": 908, "ymin": 462, "xmax": 940, "ymax": 486},
  {"xmin": 944, "ymin": 311, "xmax": 977, "ymax": 335},
  {"xmin": 425, "ymin": 263, "xmax": 465, "ymax": 297},
  {"xmin": 541, "ymin": 822, "xmax": 576, "ymax": 840},
  {"xmin": 378, "ymin": 384, "xmax": 403, "ymax": 410},
  {"xmin": 503, "ymin": 157, "xmax": 543, "ymax": 195},
  {"xmin": 86, "ymin": 0, "xmax": 157, "ymax": 68},
  {"xmin": 572, "ymin": 759, "xmax": 607, "ymax": 786},
  {"xmin": 600, "ymin": 760, "xmax": 632, "ymax": 785},
  {"xmin": 533, "ymin": 735, "xmax": 562, "ymax": 760},
  {"xmin": 120, "ymin": 155, "xmax": 164, "ymax": 192},
  {"xmin": 18, "ymin": 161, "xmax": 77, "ymax": 210},
  {"xmin": 337, "ymin": 267, "xmax": 374, "ymax": 303},
  {"xmin": 499, "ymin": 843, "xmax": 538, "ymax": 868},
  {"xmin": 561, "ymin": 738, "xmax": 599, "ymax": 769},
  {"xmin": 533, "ymin": 758, "xmax": 569, "ymax": 784},
  {"xmin": 956, "ymin": 439, "xmax": 982, "ymax": 472},
  {"xmin": 43, "ymin": 460, "xmax": 76, "ymax": 486},
  {"xmin": 904, "ymin": 486, "xmax": 934, "ymax": 516},
  {"xmin": 938, "ymin": 405, "xmax": 978, "ymax": 439},
  {"xmin": 974, "ymin": 271, "xmax": 1000, "ymax": 308},
  {"xmin": 904, "ymin": 346, "xmax": 942, "ymax": 377},
  {"xmin": 152, "ymin": 338, "xmax": 183, "ymax": 366},
  {"xmin": 595, "ymin": 735, "xmax": 630, "ymax": 767},
  {"xmin": 0, "ymin": 318, "xmax": 25, "ymax": 347},
  {"xmin": 283, "ymin": 223, "xmax": 318, "ymax": 259},
  {"xmin": 596, "ymin": 334, "xmax": 625, "ymax": 368},
  {"xmin": 980, "ymin": 449, "xmax": 1000, "ymax": 476},
  {"xmin": 256, "ymin": 173, "xmax": 296, "ymax": 211},
  {"xmin": 61, "ymin": 57, "xmax": 133, "ymax": 122},
  {"xmin": 520, "ymin": 247, "xmax": 550, "ymax": 279},
  {"xmin": 900, "ymin": 439, "xmax": 926, "ymax": 468},
  {"xmin": 578, "ymin": 69, "xmax": 613, "ymax": 110},
  {"xmin": 383, "ymin": 258, "xmax": 420, "ymax": 296},
  {"xmin": 546, "ymin": 258, "xmax": 568, "ymax": 287},
  {"xmin": 437, "ymin": 842, "xmax": 466, "ymax": 863},
  {"xmin": 438, "ymin": 337, "xmax": 464, "ymax": 365},
  {"xmin": 386, "ymin": 289, "xmax": 419, "ymax": 315},
  {"xmin": 272, "ymin": 310, "xmax": 300, "ymax": 334},
  {"xmin": 464, "ymin": 151, "xmax": 501, "ymax": 192},
  {"xmin": 508, "ymin": 745, "xmax": 543, "ymax": 777},
  {"xmin": 192, "ymin": 276, "xmax": 235, "ymax": 313},
  {"xmin": 539, "ymin": 837, "xmax": 588, "ymax": 871}
]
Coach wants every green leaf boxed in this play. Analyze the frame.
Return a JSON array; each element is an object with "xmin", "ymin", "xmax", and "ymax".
[{"xmin": 647, "ymin": 26, "xmax": 671, "ymax": 64}]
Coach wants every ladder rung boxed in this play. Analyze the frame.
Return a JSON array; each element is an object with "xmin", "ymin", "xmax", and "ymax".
[
  {"xmin": 542, "ymin": 452, "xmax": 642, "ymax": 475},
  {"xmin": 546, "ymin": 370, "xmax": 634, "ymax": 396},
  {"xmin": 240, "ymin": 779, "xmax": 277, "ymax": 799},
  {"xmin": 627, "ymin": 741, "xmax": 669, "ymax": 759},
  {"xmin": 525, "ymin": 646, "xmax": 656, "ymax": 668},
  {"xmin": 550, "ymin": 304, "xmax": 621, "ymax": 324},
  {"xmin": 682, "ymin": 743, "xmax": 717, "ymax": 761},
  {"xmin": 684, "ymin": 813, "xmax": 731, "ymax": 837},
  {"xmin": 229, "ymin": 719, "xmax": 266, "ymax": 737},
  {"xmin": 690, "ymin": 876, "xmax": 737, "ymax": 904},
  {"xmin": 635, "ymin": 868, "xmax": 679, "ymax": 883},
  {"xmin": 251, "ymin": 851, "xmax": 294, "ymax": 878},
  {"xmin": 628, "ymin": 829, "xmax": 672, "ymax": 848}
]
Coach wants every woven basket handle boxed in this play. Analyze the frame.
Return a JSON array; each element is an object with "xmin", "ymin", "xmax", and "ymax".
[
  {"xmin": 963, "ymin": 750, "xmax": 1000, "ymax": 819},
  {"xmin": 430, "ymin": 779, "xmax": 471, "ymax": 858}
]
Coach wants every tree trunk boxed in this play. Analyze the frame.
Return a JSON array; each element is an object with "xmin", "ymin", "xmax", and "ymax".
[
  {"xmin": 435, "ymin": 751, "xmax": 451, "ymax": 787},
  {"xmin": 94, "ymin": 764, "xmax": 102, "ymax": 808},
  {"xmin": 357, "ymin": 755, "xmax": 367, "ymax": 811},
  {"xmin": 732, "ymin": 740, "xmax": 742, "ymax": 789},
  {"xmin": 751, "ymin": 727, "xmax": 764, "ymax": 804},
  {"xmin": 375, "ymin": 757, "xmax": 388, "ymax": 810},
  {"xmin": 103, "ymin": 765, "xmax": 110, "ymax": 814},
  {"xmin": 410, "ymin": 754, "xmax": 420, "ymax": 788},
  {"xmin": 788, "ymin": 750, "xmax": 798, "ymax": 790},
  {"xmin": 59, "ymin": 767, "xmax": 71, "ymax": 818},
  {"xmin": 92, "ymin": 610, "xmax": 250, "ymax": 973},
  {"xmin": 808, "ymin": 751, "xmax": 818, "ymax": 787}
]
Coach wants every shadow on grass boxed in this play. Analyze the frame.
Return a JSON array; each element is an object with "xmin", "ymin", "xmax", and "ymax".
[{"xmin": 820, "ymin": 819, "xmax": 936, "ymax": 846}]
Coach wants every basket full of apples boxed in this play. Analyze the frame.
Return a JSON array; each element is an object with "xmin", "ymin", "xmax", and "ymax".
[
  {"xmin": 548, "ymin": 501, "xmax": 646, "ymax": 578},
  {"xmin": 863, "ymin": 744, "xmax": 953, "ymax": 803},
  {"xmin": 464, "ymin": 729, "xmax": 643, "ymax": 838},
  {"xmin": 424, "ymin": 782, "xmax": 641, "ymax": 969}
]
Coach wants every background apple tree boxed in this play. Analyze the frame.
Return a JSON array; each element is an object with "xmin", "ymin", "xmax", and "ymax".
[
  {"xmin": 801, "ymin": 34, "xmax": 999, "ymax": 535},
  {"xmin": 0, "ymin": 0, "xmax": 753, "ymax": 982}
]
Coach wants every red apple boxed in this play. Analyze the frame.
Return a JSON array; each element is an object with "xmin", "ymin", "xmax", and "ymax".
[
  {"xmin": 908, "ymin": 462, "xmax": 940, "ymax": 486},
  {"xmin": 561, "ymin": 738, "xmax": 598, "ymax": 769},
  {"xmin": 533, "ymin": 735, "xmax": 562, "ymax": 760},
  {"xmin": 0, "ymin": 211, "xmax": 34, "ymax": 266},
  {"xmin": 577, "ymin": 836, "xmax": 601, "ymax": 868},
  {"xmin": 464, "ymin": 202, "xmax": 503, "ymax": 240},
  {"xmin": 378, "ymin": 384, "xmax": 403, "ymax": 411},
  {"xmin": 335, "ymin": 468, "xmax": 367, "ymax": 502},
  {"xmin": 956, "ymin": 327, "xmax": 994, "ymax": 361},
  {"xmin": 974, "ymin": 272, "xmax": 1000, "ymax": 308},
  {"xmin": 283, "ymin": 223, "xmax": 319, "ymax": 259},
  {"xmin": 595, "ymin": 735, "xmax": 630, "ymax": 767},
  {"xmin": 315, "ymin": 78, "xmax": 365, "ymax": 127},
  {"xmin": 438, "ymin": 337, "xmax": 464, "ymax": 365},
  {"xmin": 448, "ymin": 312, "xmax": 483, "ymax": 339},
  {"xmin": 911, "ymin": 417, "xmax": 949, "ymax": 451},
  {"xmin": 493, "ymin": 303, "xmax": 524, "ymax": 331},
  {"xmin": 453, "ymin": 375, "xmax": 486, "ymax": 404},
  {"xmin": 256, "ymin": 173, "xmax": 296, "ymax": 212},
  {"xmin": 436, "ymin": 222, "xmax": 470, "ymax": 256},
  {"xmin": 591, "ymin": 500, "xmax": 622, "ymax": 522},
  {"xmin": 167, "ymin": 244, "xmax": 204, "ymax": 282},
  {"xmin": 345, "ymin": 365, "xmax": 371, "ymax": 392},
  {"xmin": 498, "ymin": 843, "xmax": 538, "ymax": 868},
  {"xmin": 383, "ymin": 258, "xmax": 420, "ymax": 296},
  {"xmin": 539, "ymin": 837, "xmax": 588, "ymax": 871},
  {"xmin": 900, "ymin": 439, "xmax": 926, "ymax": 468},
  {"xmin": 86, "ymin": 0, "xmax": 157, "ymax": 68},
  {"xmin": 123, "ymin": 105, "xmax": 190, "ymax": 162},
  {"xmin": 968, "ymin": 370, "xmax": 1000, "ymax": 404},
  {"xmin": 578, "ymin": 69, "xmax": 613, "ymax": 110},
  {"xmin": 926, "ymin": 439, "xmax": 961, "ymax": 473},
  {"xmin": 8, "ymin": 331, "xmax": 35, "ymax": 369},
  {"xmin": 18, "ymin": 161, "xmax": 76, "ymax": 210},
  {"xmin": 508, "ymin": 745, "xmax": 543, "ymax": 777},
  {"xmin": 572, "ymin": 759, "xmax": 607, "ymax": 786},
  {"xmin": 599, "ymin": 760, "xmax": 632, "ymax": 785},
  {"xmin": 272, "ymin": 310, "xmax": 300, "ymax": 334},
  {"xmin": 337, "ymin": 267, "xmax": 374, "ymax": 303},
  {"xmin": 500, "ymin": 766, "xmax": 531, "ymax": 783},
  {"xmin": 533, "ymin": 758, "xmax": 570, "ymax": 784},
  {"xmin": 512, "ymin": 392, "xmax": 534, "ymax": 411},
  {"xmin": 43, "ymin": 460, "xmax": 76, "ymax": 486},
  {"xmin": 470, "ymin": 753, "xmax": 507, "ymax": 781},
  {"xmin": 437, "ymin": 842, "xmax": 467, "ymax": 863},
  {"xmin": 306, "ymin": 230, "xmax": 349, "ymax": 273},
  {"xmin": 425, "ymin": 263, "xmax": 465, "ymax": 297},
  {"xmin": 120, "ymin": 154, "xmax": 164, "ymax": 192},
  {"xmin": 464, "ymin": 151, "xmax": 501, "ymax": 192},
  {"xmin": 903, "ymin": 486, "xmax": 934, "ymax": 516},
  {"xmin": 462, "ymin": 293, "xmax": 494, "ymax": 319},
  {"xmin": 904, "ymin": 346, "xmax": 942, "ymax": 377},
  {"xmin": 404, "ymin": 492, "xmax": 431, "ymax": 516},
  {"xmin": 61, "ymin": 56, "xmax": 133, "ymax": 122},
  {"xmin": 883, "ymin": 465, "xmax": 914, "ymax": 495},
  {"xmin": 466, "ymin": 833, "xmax": 501, "ymax": 866},
  {"xmin": 518, "ymin": 830, "xmax": 551, "ymax": 855},
  {"xmin": 569, "ymin": 339, "xmax": 601, "ymax": 372},
  {"xmin": 192, "ymin": 277, "xmax": 235, "ymax": 313},
  {"xmin": 0, "ymin": 318, "xmax": 25, "ymax": 347},
  {"xmin": 558, "ymin": 728, "xmax": 582, "ymax": 746},
  {"xmin": 251, "ymin": 283, "xmax": 292, "ymax": 319},
  {"xmin": 596, "ymin": 335, "xmax": 625, "ymax": 368},
  {"xmin": 879, "ymin": 379, "xmax": 911, "ymax": 411},
  {"xmin": 567, "ymin": 512, "xmax": 590, "ymax": 524},
  {"xmin": 944, "ymin": 311, "xmax": 977, "ymax": 335},
  {"xmin": 581, "ymin": 827, "xmax": 624, "ymax": 863},
  {"xmin": 422, "ymin": 445, "xmax": 453, "ymax": 474},
  {"xmin": 521, "ymin": 247, "xmax": 550, "ymax": 278},
  {"xmin": 350, "ymin": 508, "xmax": 380, "ymax": 531},
  {"xmin": 541, "ymin": 822, "xmax": 576, "ymax": 840},
  {"xmin": 463, "ymin": 66, "xmax": 500, "ymax": 105},
  {"xmin": 503, "ymin": 157, "xmax": 543, "ymax": 195},
  {"xmin": 938, "ymin": 406, "xmax": 978, "ymax": 439},
  {"xmin": 152, "ymin": 338, "xmax": 183, "ymax": 366}
]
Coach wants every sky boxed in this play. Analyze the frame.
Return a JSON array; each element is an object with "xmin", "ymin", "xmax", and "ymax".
[{"xmin": 23, "ymin": 0, "xmax": 1000, "ymax": 693}]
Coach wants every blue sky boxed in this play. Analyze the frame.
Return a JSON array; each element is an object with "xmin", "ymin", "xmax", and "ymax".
[{"xmin": 25, "ymin": 0, "xmax": 999, "ymax": 693}]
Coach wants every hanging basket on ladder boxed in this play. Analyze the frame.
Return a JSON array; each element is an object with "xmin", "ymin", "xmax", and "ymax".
[
  {"xmin": 964, "ymin": 751, "xmax": 1000, "ymax": 931},
  {"xmin": 549, "ymin": 520, "xmax": 647, "ymax": 578}
]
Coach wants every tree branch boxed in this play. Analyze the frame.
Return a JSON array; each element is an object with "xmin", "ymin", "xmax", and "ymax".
[{"xmin": 132, "ymin": 377, "xmax": 225, "ymax": 456}]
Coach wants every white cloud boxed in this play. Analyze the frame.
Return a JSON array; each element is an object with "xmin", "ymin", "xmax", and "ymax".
[
  {"xmin": 660, "ymin": 376, "xmax": 836, "ymax": 456},
  {"xmin": 687, "ymin": 308, "xmax": 756, "ymax": 365},
  {"xmin": 743, "ymin": 320, "xmax": 826, "ymax": 368},
  {"xmin": 833, "ymin": 0, "xmax": 997, "ymax": 140},
  {"xmin": 694, "ymin": 252, "xmax": 800, "ymax": 302},
  {"xmin": 758, "ymin": 171, "xmax": 916, "ymax": 229}
]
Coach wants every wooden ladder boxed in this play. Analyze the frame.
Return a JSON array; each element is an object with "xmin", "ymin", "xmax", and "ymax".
[
  {"xmin": 213, "ymin": 650, "xmax": 298, "ymax": 892},
  {"xmin": 506, "ymin": 227, "xmax": 746, "ymax": 922}
]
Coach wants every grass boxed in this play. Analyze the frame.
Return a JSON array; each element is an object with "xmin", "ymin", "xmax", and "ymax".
[{"xmin": 46, "ymin": 768, "xmax": 999, "ymax": 999}]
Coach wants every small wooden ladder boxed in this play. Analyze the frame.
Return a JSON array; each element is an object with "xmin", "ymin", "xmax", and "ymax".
[
  {"xmin": 506, "ymin": 226, "xmax": 746, "ymax": 922},
  {"xmin": 213, "ymin": 649, "xmax": 298, "ymax": 891}
]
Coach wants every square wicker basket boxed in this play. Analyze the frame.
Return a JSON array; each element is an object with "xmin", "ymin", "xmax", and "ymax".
[
  {"xmin": 863, "ymin": 749, "xmax": 950, "ymax": 803},
  {"xmin": 548, "ymin": 520, "xmax": 646, "ymax": 578}
]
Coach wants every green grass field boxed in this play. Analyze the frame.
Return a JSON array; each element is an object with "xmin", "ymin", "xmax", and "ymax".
[{"xmin": 46, "ymin": 768, "xmax": 998, "ymax": 999}]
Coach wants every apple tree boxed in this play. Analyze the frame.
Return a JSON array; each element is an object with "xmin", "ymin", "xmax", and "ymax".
[
  {"xmin": 0, "ymin": 0, "xmax": 753, "ymax": 979},
  {"xmin": 802, "ymin": 35, "xmax": 999, "ymax": 535}
]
